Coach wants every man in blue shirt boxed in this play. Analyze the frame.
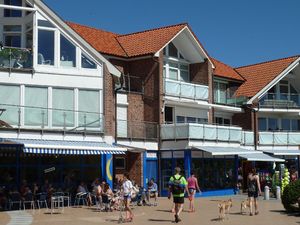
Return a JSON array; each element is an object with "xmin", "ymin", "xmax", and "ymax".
[{"xmin": 146, "ymin": 178, "xmax": 158, "ymax": 206}]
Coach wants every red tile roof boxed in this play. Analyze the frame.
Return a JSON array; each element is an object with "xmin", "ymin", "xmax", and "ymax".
[
  {"xmin": 211, "ymin": 58, "xmax": 245, "ymax": 81},
  {"xmin": 67, "ymin": 22, "xmax": 205, "ymax": 58},
  {"xmin": 66, "ymin": 22, "xmax": 127, "ymax": 57},
  {"xmin": 235, "ymin": 56, "xmax": 299, "ymax": 97}
]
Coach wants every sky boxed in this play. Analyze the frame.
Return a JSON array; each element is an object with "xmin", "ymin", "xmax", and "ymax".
[{"xmin": 44, "ymin": 0, "xmax": 300, "ymax": 67}]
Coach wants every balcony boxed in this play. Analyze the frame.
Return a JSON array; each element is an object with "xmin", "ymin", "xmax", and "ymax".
[
  {"xmin": 161, "ymin": 123, "xmax": 242, "ymax": 142},
  {"xmin": 164, "ymin": 79, "xmax": 209, "ymax": 101},
  {"xmin": 117, "ymin": 120, "xmax": 158, "ymax": 140},
  {"xmin": 259, "ymin": 131, "xmax": 300, "ymax": 145},
  {"xmin": 241, "ymin": 131, "xmax": 254, "ymax": 145},
  {"xmin": 259, "ymin": 93, "xmax": 300, "ymax": 108},
  {"xmin": 214, "ymin": 96, "xmax": 247, "ymax": 107},
  {"xmin": 0, "ymin": 104, "xmax": 104, "ymax": 133},
  {"xmin": 0, "ymin": 47, "xmax": 32, "ymax": 70}
]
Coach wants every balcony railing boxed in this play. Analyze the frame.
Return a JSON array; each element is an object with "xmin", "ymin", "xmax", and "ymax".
[
  {"xmin": 0, "ymin": 47, "xmax": 32, "ymax": 70},
  {"xmin": 214, "ymin": 96, "xmax": 247, "ymax": 107},
  {"xmin": 0, "ymin": 104, "xmax": 104, "ymax": 133},
  {"xmin": 259, "ymin": 93, "xmax": 300, "ymax": 108},
  {"xmin": 259, "ymin": 131, "xmax": 300, "ymax": 145},
  {"xmin": 117, "ymin": 120, "xmax": 158, "ymax": 140},
  {"xmin": 161, "ymin": 123, "xmax": 242, "ymax": 142},
  {"xmin": 164, "ymin": 79, "xmax": 209, "ymax": 101},
  {"xmin": 241, "ymin": 131, "xmax": 254, "ymax": 145}
]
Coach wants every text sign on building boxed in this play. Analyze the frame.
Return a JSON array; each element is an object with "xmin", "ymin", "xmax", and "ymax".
[{"xmin": 146, "ymin": 152, "xmax": 157, "ymax": 159}]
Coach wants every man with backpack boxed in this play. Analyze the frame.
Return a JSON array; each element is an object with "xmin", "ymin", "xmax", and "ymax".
[{"xmin": 168, "ymin": 167, "xmax": 189, "ymax": 223}]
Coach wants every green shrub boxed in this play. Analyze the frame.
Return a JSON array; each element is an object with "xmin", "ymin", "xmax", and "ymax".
[{"xmin": 281, "ymin": 180, "xmax": 300, "ymax": 212}]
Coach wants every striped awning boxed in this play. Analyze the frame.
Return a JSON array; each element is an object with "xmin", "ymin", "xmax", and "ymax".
[{"xmin": 3, "ymin": 138, "xmax": 126, "ymax": 155}]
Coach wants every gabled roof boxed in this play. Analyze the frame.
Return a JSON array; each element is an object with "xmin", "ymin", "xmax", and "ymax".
[
  {"xmin": 235, "ymin": 55, "xmax": 299, "ymax": 98},
  {"xmin": 211, "ymin": 58, "xmax": 245, "ymax": 82},
  {"xmin": 67, "ymin": 22, "xmax": 212, "ymax": 63},
  {"xmin": 117, "ymin": 23, "xmax": 186, "ymax": 57}
]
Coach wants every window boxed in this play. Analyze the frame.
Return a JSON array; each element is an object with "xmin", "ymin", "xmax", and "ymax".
[
  {"xmin": 215, "ymin": 117, "xmax": 231, "ymax": 126},
  {"xmin": 78, "ymin": 90, "xmax": 100, "ymax": 127},
  {"xmin": 176, "ymin": 116, "xmax": 185, "ymax": 123},
  {"xmin": 38, "ymin": 29, "xmax": 54, "ymax": 65},
  {"xmin": 0, "ymin": 85, "xmax": 20, "ymax": 125},
  {"xmin": 25, "ymin": 87, "xmax": 48, "ymax": 126},
  {"xmin": 164, "ymin": 106, "xmax": 173, "ymax": 124},
  {"xmin": 214, "ymin": 80, "xmax": 228, "ymax": 104},
  {"xmin": 187, "ymin": 117, "xmax": 197, "ymax": 123},
  {"xmin": 258, "ymin": 118, "xmax": 267, "ymax": 131},
  {"xmin": 115, "ymin": 157, "xmax": 126, "ymax": 169},
  {"xmin": 52, "ymin": 89, "xmax": 74, "ymax": 127},
  {"xmin": 81, "ymin": 53, "xmax": 97, "ymax": 69},
  {"xmin": 60, "ymin": 35, "xmax": 76, "ymax": 67},
  {"xmin": 198, "ymin": 118, "xmax": 208, "ymax": 124},
  {"xmin": 3, "ymin": 25, "xmax": 21, "ymax": 47},
  {"xmin": 4, "ymin": 0, "xmax": 22, "ymax": 17},
  {"xmin": 168, "ymin": 42, "xmax": 178, "ymax": 58},
  {"xmin": 268, "ymin": 118, "xmax": 278, "ymax": 131},
  {"xmin": 291, "ymin": 120, "xmax": 300, "ymax": 131},
  {"xmin": 281, "ymin": 119, "xmax": 290, "ymax": 131}
]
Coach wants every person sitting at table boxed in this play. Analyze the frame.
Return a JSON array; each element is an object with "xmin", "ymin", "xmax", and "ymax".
[
  {"xmin": 146, "ymin": 178, "xmax": 158, "ymax": 206},
  {"xmin": 77, "ymin": 181, "xmax": 92, "ymax": 206}
]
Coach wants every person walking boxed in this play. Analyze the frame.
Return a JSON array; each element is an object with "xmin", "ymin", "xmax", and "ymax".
[
  {"xmin": 187, "ymin": 171, "xmax": 201, "ymax": 212},
  {"xmin": 122, "ymin": 173, "xmax": 134, "ymax": 222},
  {"xmin": 168, "ymin": 167, "xmax": 189, "ymax": 223},
  {"xmin": 247, "ymin": 168, "xmax": 261, "ymax": 216}
]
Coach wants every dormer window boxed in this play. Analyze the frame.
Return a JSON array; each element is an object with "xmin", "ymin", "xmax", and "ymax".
[{"xmin": 4, "ymin": 0, "xmax": 22, "ymax": 17}]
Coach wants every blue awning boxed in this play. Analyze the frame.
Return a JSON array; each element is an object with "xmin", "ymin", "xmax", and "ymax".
[{"xmin": 3, "ymin": 138, "xmax": 126, "ymax": 155}]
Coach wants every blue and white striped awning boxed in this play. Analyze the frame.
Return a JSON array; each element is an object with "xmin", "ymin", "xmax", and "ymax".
[{"xmin": 4, "ymin": 139, "xmax": 126, "ymax": 155}]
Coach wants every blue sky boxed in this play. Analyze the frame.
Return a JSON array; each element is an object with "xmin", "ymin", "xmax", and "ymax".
[{"xmin": 44, "ymin": 0, "xmax": 300, "ymax": 67}]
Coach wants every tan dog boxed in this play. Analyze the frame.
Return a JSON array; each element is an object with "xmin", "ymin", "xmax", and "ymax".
[
  {"xmin": 218, "ymin": 198, "xmax": 233, "ymax": 221},
  {"xmin": 240, "ymin": 198, "xmax": 250, "ymax": 214}
]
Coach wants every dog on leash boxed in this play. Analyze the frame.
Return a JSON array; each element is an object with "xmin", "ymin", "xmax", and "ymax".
[
  {"xmin": 218, "ymin": 198, "xmax": 233, "ymax": 221},
  {"xmin": 240, "ymin": 198, "xmax": 250, "ymax": 214}
]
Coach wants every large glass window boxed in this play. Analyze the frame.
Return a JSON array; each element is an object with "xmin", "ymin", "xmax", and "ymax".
[
  {"xmin": 268, "ymin": 118, "xmax": 278, "ymax": 131},
  {"xmin": 161, "ymin": 158, "xmax": 172, "ymax": 190},
  {"xmin": 281, "ymin": 119, "xmax": 291, "ymax": 131},
  {"xmin": 78, "ymin": 90, "xmax": 100, "ymax": 127},
  {"xmin": 25, "ymin": 87, "xmax": 48, "ymax": 126},
  {"xmin": 60, "ymin": 35, "xmax": 76, "ymax": 67},
  {"xmin": 0, "ymin": 85, "xmax": 20, "ymax": 125},
  {"xmin": 258, "ymin": 118, "xmax": 267, "ymax": 131},
  {"xmin": 4, "ymin": 0, "xmax": 22, "ymax": 17},
  {"xmin": 3, "ymin": 25, "xmax": 21, "ymax": 47},
  {"xmin": 81, "ymin": 53, "xmax": 97, "ymax": 69},
  {"xmin": 38, "ymin": 29, "xmax": 54, "ymax": 65},
  {"xmin": 214, "ymin": 81, "xmax": 228, "ymax": 104},
  {"xmin": 52, "ymin": 89, "xmax": 74, "ymax": 127}
]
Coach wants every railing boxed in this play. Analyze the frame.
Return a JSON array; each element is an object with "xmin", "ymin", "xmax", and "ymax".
[
  {"xmin": 259, "ymin": 93, "xmax": 300, "ymax": 108},
  {"xmin": 259, "ymin": 131, "xmax": 300, "ymax": 145},
  {"xmin": 164, "ymin": 78, "xmax": 209, "ymax": 101},
  {"xmin": 0, "ymin": 47, "xmax": 32, "ymax": 70},
  {"xmin": 117, "ymin": 120, "xmax": 158, "ymax": 140},
  {"xmin": 241, "ymin": 131, "xmax": 254, "ymax": 145},
  {"xmin": 0, "ymin": 104, "xmax": 104, "ymax": 133},
  {"xmin": 161, "ymin": 123, "xmax": 242, "ymax": 142},
  {"xmin": 214, "ymin": 96, "xmax": 247, "ymax": 107}
]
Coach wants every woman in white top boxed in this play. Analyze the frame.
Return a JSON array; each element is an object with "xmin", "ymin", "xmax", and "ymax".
[{"xmin": 122, "ymin": 173, "xmax": 133, "ymax": 222}]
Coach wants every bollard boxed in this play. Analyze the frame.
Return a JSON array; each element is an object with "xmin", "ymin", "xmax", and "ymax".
[
  {"xmin": 276, "ymin": 186, "xmax": 281, "ymax": 200},
  {"xmin": 264, "ymin": 186, "xmax": 270, "ymax": 200}
]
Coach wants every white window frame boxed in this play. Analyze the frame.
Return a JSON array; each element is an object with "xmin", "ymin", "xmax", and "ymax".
[{"xmin": 214, "ymin": 79, "xmax": 229, "ymax": 103}]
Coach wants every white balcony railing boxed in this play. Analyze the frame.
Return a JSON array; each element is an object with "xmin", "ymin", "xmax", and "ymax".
[
  {"xmin": 161, "ymin": 123, "xmax": 242, "ymax": 142},
  {"xmin": 259, "ymin": 131, "xmax": 300, "ymax": 145},
  {"xmin": 164, "ymin": 79, "xmax": 209, "ymax": 101},
  {"xmin": 241, "ymin": 131, "xmax": 254, "ymax": 145}
]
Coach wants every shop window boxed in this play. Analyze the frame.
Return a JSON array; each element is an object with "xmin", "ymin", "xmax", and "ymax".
[
  {"xmin": 52, "ymin": 88, "xmax": 74, "ymax": 127},
  {"xmin": 38, "ymin": 29, "xmax": 54, "ymax": 65},
  {"xmin": 4, "ymin": 0, "xmax": 22, "ymax": 17},
  {"xmin": 161, "ymin": 158, "xmax": 172, "ymax": 190},
  {"xmin": 78, "ymin": 90, "xmax": 100, "ymax": 127},
  {"xmin": 81, "ymin": 53, "xmax": 97, "ymax": 69},
  {"xmin": 60, "ymin": 35, "xmax": 76, "ymax": 67},
  {"xmin": 24, "ymin": 87, "xmax": 48, "ymax": 126},
  {"xmin": 115, "ymin": 157, "xmax": 126, "ymax": 169}
]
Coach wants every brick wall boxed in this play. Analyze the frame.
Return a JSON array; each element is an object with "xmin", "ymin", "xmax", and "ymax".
[
  {"xmin": 190, "ymin": 60, "xmax": 210, "ymax": 86},
  {"xmin": 232, "ymin": 107, "xmax": 253, "ymax": 130},
  {"xmin": 104, "ymin": 64, "xmax": 115, "ymax": 137}
]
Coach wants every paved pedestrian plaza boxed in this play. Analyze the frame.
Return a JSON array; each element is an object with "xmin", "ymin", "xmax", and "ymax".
[{"xmin": 0, "ymin": 195, "xmax": 299, "ymax": 225}]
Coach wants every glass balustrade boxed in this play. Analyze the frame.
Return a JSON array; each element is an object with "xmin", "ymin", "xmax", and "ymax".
[
  {"xmin": 0, "ymin": 47, "xmax": 32, "ymax": 70},
  {"xmin": 260, "ymin": 93, "xmax": 300, "ymax": 108},
  {"xmin": 161, "ymin": 123, "xmax": 243, "ymax": 142},
  {"xmin": 0, "ymin": 104, "xmax": 104, "ymax": 132},
  {"xmin": 117, "ymin": 120, "xmax": 158, "ymax": 140},
  {"xmin": 164, "ymin": 79, "xmax": 209, "ymax": 101},
  {"xmin": 259, "ymin": 131, "xmax": 300, "ymax": 145}
]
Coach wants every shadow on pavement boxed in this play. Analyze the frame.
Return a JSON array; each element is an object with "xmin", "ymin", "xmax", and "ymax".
[
  {"xmin": 148, "ymin": 218, "xmax": 174, "ymax": 222},
  {"xmin": 155, "ymin": 209, "xmax": 172, "ymax": 213},
  {"xmin": 270, "ymin": 210, "xmax": 300, "ymax": 217}
]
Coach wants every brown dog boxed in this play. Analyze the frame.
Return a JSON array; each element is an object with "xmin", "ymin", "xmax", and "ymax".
[
  {"xmin": 218, "ymin": 198, "xmax": 233, "ymax": 221},
  {"xmin": 240, "ymin": 198, "xmax": 250, "ymax": 214}
]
